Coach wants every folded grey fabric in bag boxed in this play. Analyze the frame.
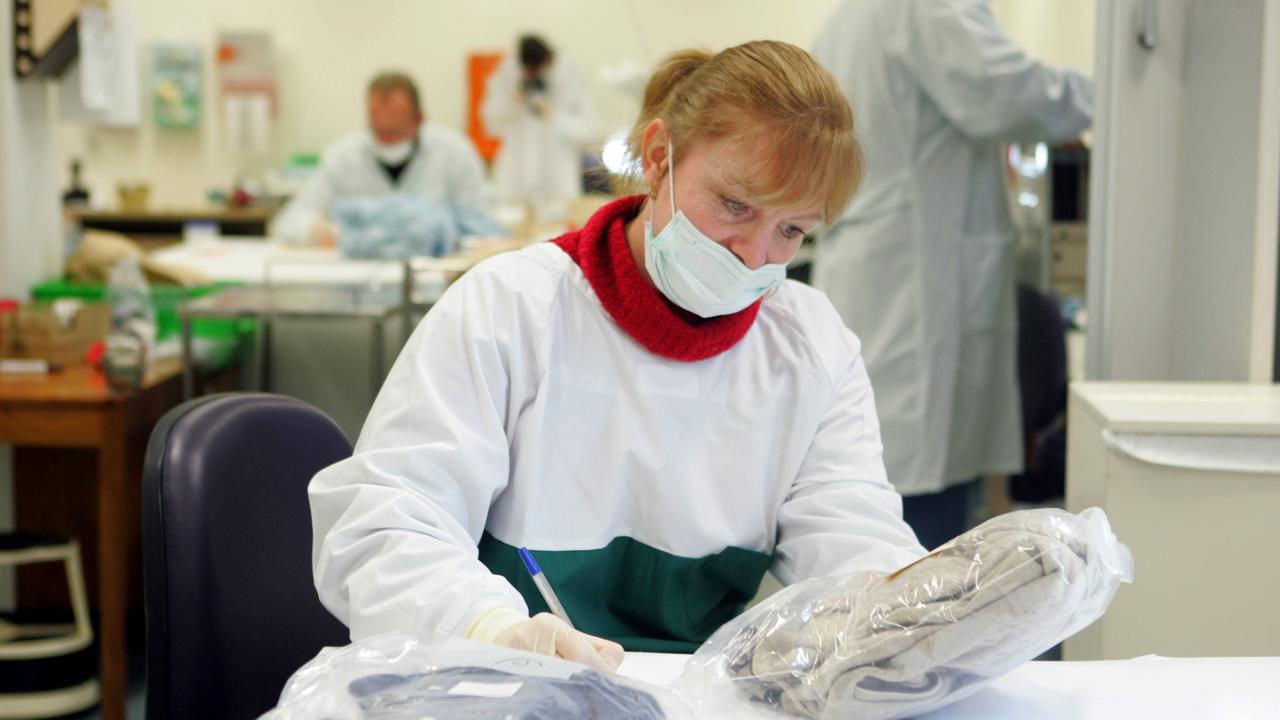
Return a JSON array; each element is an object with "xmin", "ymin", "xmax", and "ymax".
[{"xmin": 677, "ymin": 508, "xmax": 1133, "ymax": 720}]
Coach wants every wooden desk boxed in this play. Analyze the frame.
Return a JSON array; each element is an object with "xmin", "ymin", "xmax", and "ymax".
[
  {"xmin": 75, "ymin": 206, "xmax": 278, "ymax": 249},
  {"xmin": 0, "ymin": 359, "xmax": 183, "ymax": 720}
]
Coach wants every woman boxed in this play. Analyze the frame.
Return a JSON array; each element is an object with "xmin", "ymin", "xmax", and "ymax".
[{"xmin": 310, "ymin": 40, "xmax": 925, "ymax": 673}]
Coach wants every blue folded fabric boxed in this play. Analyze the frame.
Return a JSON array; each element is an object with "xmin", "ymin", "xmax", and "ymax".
[{"xmin": 332, "ymin": 193, "xmax": 507, "ymax": 260}]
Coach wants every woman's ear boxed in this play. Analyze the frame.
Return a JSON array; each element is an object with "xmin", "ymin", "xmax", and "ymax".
[{"xmin": 640, "ymin": 119, "xmax": 670, "ymax": 192}]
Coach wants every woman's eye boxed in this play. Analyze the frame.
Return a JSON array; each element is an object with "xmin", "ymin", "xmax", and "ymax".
[
  {"xmin": 723, "ymin": 197, "xmax": 749, "ymax": 215},
  {"xmin": 781, "ymin": 225, "xmax": 806, "ymax": 240}
]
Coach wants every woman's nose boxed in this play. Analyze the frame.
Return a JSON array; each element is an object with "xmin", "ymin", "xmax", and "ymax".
[{"xmin": 725, "ymin": 234, "xmax": 771, "ymax": 270}]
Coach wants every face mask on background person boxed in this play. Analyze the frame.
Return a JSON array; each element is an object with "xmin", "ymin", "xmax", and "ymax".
[
  {"xmin": 373, "ymin": 139, "xmax": 415, "ymax": 166},
  {"xmin": 643, "ymin": 141, "xmax": 787, "ymax": 318}
]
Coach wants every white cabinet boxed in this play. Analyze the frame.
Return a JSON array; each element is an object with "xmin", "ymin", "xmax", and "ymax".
[{"xmin": 1065, "ymin": 382, "xmax": 1280, "ymax": 659}]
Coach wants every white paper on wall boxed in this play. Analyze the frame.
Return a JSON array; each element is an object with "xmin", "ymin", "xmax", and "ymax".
[
  {"xmin": 223, "ymin": 91, "xmax": 272, "ymax": 155},
  {"xmin": 60, "ymin": 5, "xmax": 141, "ymax": 127},
  {"xmin": 216, "ymin": 31, "xmax": 276, "ymax": 156},
  {"xmin": 77, "ymin": 7, "xmax": 112, "ymax": 109}
]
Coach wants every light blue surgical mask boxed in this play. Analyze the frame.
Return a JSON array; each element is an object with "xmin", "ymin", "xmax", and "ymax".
[
  {"xmin": 643, "ymin": 142, "xmax": 787, "ymax": 318},
  {"xmin": 373, "ymin": 139, "xmax": 415, "ymax": 165}
]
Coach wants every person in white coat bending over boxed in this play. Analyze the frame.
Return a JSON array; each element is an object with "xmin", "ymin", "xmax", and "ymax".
[
  {"xmin": 274, "ymin": 72, "xmax": 493, "ymax": 245},
  {"xmin": 309, "ymin": 41, "xmax": 926, "ymax": 672},
  {"xmin": 481, "ymin": 35, "xmax": 597, "ymax": 213},
  {"xmin": 810, "ymin": 0, "xmax": 1093, "ymax": 550}
]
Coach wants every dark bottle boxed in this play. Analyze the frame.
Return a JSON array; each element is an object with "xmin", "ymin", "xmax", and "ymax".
[{"xmin": 62, "ymin": 159, "xmax": 91, "ymax": 209}]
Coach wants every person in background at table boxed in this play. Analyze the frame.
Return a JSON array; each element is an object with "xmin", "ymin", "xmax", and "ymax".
[
  {"xmin": 310, "ymin": 41, "xmax": 926, "ymax": 672},
  {"xmin": 274, "ymin": 72, "xmax": 493, "ymax": 246},
  {"xmin": 482, "ymin": 34, "xmax": 597, "ymax": 216},
  {"xmin": 810, "ymin": 0, "xmax": 1093, "ymax": 549}
]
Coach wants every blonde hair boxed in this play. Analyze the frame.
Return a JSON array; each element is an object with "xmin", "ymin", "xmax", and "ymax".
[{"xmin": 627, "ymin": 41, "xmax": 863, "ymax": 222}]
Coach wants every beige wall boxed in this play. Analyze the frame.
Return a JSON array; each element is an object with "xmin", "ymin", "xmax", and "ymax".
[
  {"xmin": 991, "ymin": 0, "xmax": 1096, "ymax": 74},
  {"xmin": 57, "ymin": 0, "xmax": 1094, "ymax": 209},
  {"xmin": 59, "ymin": 0, "xmax": 846, "ymax": 208}
]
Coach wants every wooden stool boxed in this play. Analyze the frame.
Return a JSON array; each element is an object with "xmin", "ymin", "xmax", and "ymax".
[{"xmin": 0, "ymin": 535, "xmax": 99, "ymax": 718}]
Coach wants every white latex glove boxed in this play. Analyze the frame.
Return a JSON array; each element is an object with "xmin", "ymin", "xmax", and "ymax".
[
  {"xmin": 309, "ymin": 217, "xmax": 340, "ymax": 248},
  {"xmin": 469, "ymin": 607, "xmax": 625, "ymax": 673}
]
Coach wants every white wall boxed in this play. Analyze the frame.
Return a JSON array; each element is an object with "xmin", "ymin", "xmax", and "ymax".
[
  {"xmin": 1251, "ymin": 0, "xmax": 1280, "ymax": 381},
  {"xmin": 1170, "ymin": 0, "xmax": 1268, "ymax": 380},
  {"xmin": 1, "ymin": 2, "xmax": 65, "ymax": 611},
  {"xmin": 59, "ymin": 0, "xmax": 1091, "ymax": 209},
  {"xmin": 1086, "ymin": 0, "xmax": 1187, "ymax": 381},
  {"xmin": 2, "ymin": 31, "xmax": 63, "ymax": 297},
  {"xmin": 1087, "ymin": 0, "xmax": 1280, "ymax": 382}
]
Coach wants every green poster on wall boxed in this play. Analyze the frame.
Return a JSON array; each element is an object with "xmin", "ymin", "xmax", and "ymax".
[{"xmin": 152, "ymin": 43, "xmax": 201, "ymax": 129}]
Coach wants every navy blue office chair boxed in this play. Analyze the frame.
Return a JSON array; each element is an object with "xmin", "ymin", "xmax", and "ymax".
[
  {"xmin": 1010, "ymin": 284, "xmax": 1069, "ymax": 503},
  {"xmin": 142, "ymin": 393, "xmax": 352, "ymax": 720}
]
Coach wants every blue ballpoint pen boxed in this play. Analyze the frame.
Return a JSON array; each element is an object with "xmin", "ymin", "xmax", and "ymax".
[{"xmin": 518, "ymin": 547, "xmax": 575, "ymax": 629}]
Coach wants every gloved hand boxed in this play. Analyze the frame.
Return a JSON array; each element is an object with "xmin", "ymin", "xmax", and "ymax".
[
  {"xmin": 469, "ymin": 606, "xmax": 625, "ymax": 673},
  {"xmin": 308, "ymin": 216, "xmax": 340, "ymax": 247}
]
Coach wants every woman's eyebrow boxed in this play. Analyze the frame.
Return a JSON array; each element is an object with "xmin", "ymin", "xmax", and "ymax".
[
  {"xmin": 707, "ymin": 168, "xmax": 822, "ymax": 222},
  {"xmin": 704, "ymin": 170, "xmax": 748, "ymax": 197}
]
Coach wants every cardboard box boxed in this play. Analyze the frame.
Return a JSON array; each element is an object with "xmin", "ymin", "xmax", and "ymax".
[{"xmin": 5, "ymin": 302, "xmax": 112, "ymax": 366}]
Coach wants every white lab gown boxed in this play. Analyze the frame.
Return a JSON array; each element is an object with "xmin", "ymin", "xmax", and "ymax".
[
  {"xmin": 309, "ymin": 240, "xmax": 925, "ymax": 645},
  {"xmin": 810, "ymin": 0, "xmax": 1092, "ymax": 496},
  {"xmin": 481, "ymin": 57, "xmax": 597, "ymax": 206},
  {"xmin": 273, "ymin": 124, "xmax": 493, "ymax": 243}
]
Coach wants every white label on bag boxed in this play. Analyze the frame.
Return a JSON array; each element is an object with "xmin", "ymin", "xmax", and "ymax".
[{"xmin": 447, "ymin": 681, "xmax": 523, "ymax": 698}]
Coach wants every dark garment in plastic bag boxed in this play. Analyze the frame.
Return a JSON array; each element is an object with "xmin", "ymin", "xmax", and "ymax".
[
  {"xmin": 261, "ymin": 634, "xmax": 691, "ymax": 720},
  {"xmin": 349, "ymin": 666, "xmax": 665, "ymax": 719}
]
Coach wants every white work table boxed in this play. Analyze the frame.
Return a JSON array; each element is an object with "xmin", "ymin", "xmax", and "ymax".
[
  {"xmin": 153, "ymin": 237, "xmax": 521, "ymax": 415},
  {"xmin": 618, "ymin": 653, "xmax": 1280, "ymax": 719},
  {"xmin": 150, "ymin": 237, "xmax": 450, "ymax": 292},
  {"xmin": 150, "ymin": 234, "xmax": 535, "ymax": 289}
]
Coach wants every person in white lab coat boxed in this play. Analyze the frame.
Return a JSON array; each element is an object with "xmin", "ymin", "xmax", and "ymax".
[
  {"xmin": 274, "ymin": 72, "xmax": 493, "ymax": 245},
  {"xmin": 310, "ymin": 41, "xmax": 925, "ymax": 672},
  {"xmin": 481, "ymin": 35, "xmax": 597, "ymax": 210},
  {"xmin": 810, "ymin": 0, "xmax": 1093, "ymax": 549}
]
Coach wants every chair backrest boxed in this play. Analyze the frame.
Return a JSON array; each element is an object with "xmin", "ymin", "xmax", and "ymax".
[
  {"xmin": 1016, "ymin": 283, "xmax": 1068, "ymax": 433},
  {"xmin": 143, "ymin": 393, "xmax": 352, "ymax": 720}
]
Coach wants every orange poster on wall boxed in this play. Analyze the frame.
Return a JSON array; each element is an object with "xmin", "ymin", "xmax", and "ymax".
[{"xmin": 468, "ymin": 52, "xmax": 504, "ymax": 163}]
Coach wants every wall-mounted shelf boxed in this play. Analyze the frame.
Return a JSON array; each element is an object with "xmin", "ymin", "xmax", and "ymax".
[{"xmin": 11, "ymin": 0, "xmax": 97, "ymax": 78}]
